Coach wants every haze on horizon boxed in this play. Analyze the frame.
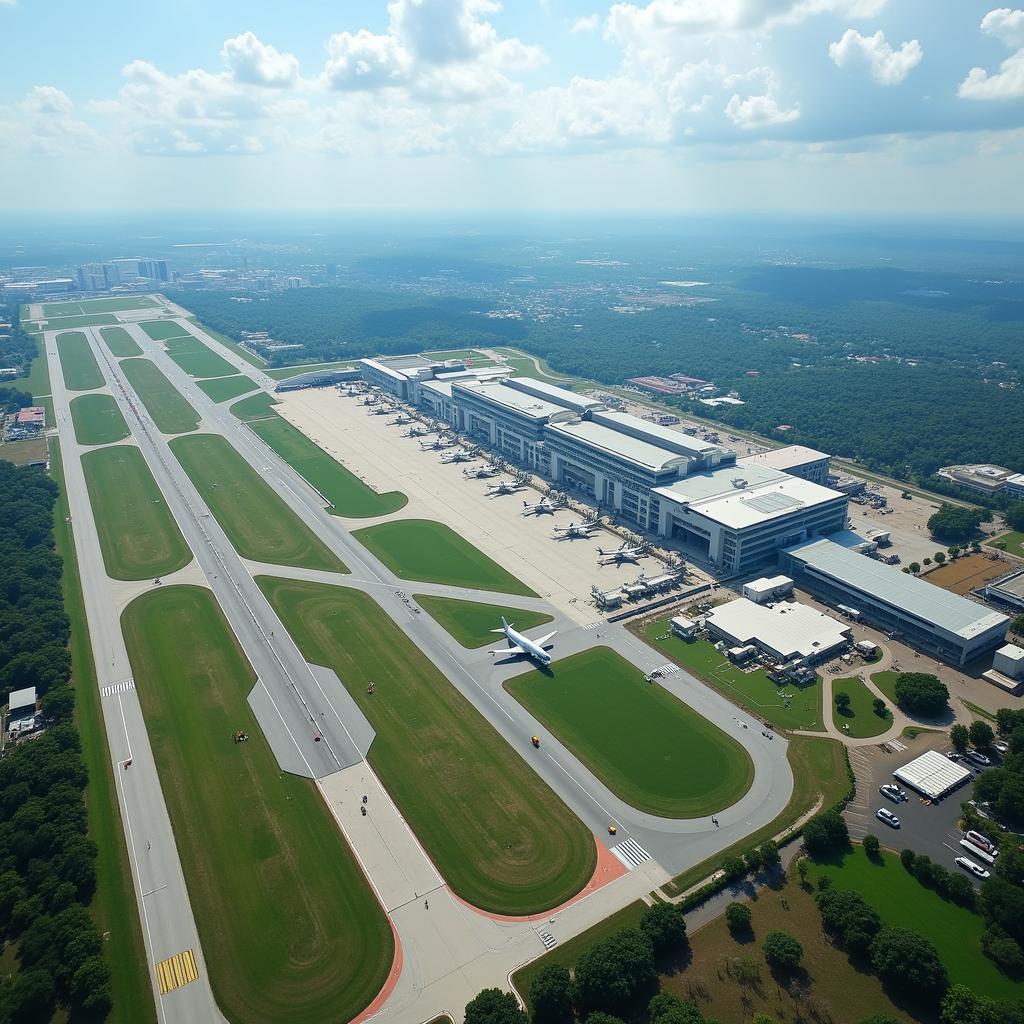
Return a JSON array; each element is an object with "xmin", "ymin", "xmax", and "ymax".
[{"xmin": 2, "ymin": 0, "xmax": 1024, "ymax": 217}]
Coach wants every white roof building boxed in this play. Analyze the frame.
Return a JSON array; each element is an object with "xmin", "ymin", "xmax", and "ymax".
[
  {"xmin": 738, "ymin": 445, "xmax": 831, "ymax": 484},
  {"xmin": 893, "ymin": 750, "xmax": 971, "ymax": 800}
]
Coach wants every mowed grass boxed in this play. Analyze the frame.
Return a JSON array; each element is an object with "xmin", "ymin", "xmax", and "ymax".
[
  {"xmin": 248, "ymin": 413, "xmax": 407, "ymax": 518},
  {"xmin": 165, "ymin": 335, "xmax": 240, "ymax": 378},
  {"xmin": 265, "ymin": 360, "xmax": 357, "ymax": 380},
  {"xmin": 99, "ymin": 326, "xmax": 143, "ymax": 357},
  {"xmin": 196, "ymin": 375, "xmax": 258, "ymax": 403},
  {"xmin": 353, "ymin": 519, "xmax": 536, "ymax": 596},
  {"xmin": 185, "ymin": 318, "xmax": 268, "ymax": 369},
  {"xmin": 416, "ymin": 594, "xmax": 553, "ymax": 648},
  {"xmin": 140, "ymin": 319, "xmax": 191, "ymax": 342},
  {"xmin": 808, "ymin": 847, "xmax": 1019, "ymax": 999},
  {"xmin": 120, "ymin": 358, "xmax": 200, "ymax": 434},
  {"xmin": 231, "ymin": 392, "xmax": 279, "ymax": 421},
  {"xmin": 42, "ymin": 314, "xmax": 120, "ymax": 329},
  {"xmin": 832, "ymin": 675, "xmax": 893, "ymax": 738},
  {"xmin": 44, "ymin": 296, "xmax": 158, "ymax": 316},
  {"xmin": 258, "ymin": 577, "xmax": 596, "ymax": 914},
  {"xmin": 122, "ymin": 586, "xmax": 393, "ymax": 1024},
  {"xmin": 50, "ymin": 441, "xmax": 157, "ymax": 1024},
  {"xmin": 871, "ymin": 670, "xmax": 900, "ymax": 704},
  {"xmin": 23, "ymin": 334, "xmax": 51, "ymax": 399},
  {"xmin": 988, "ymin": 530, "xmax": 1024, "ymax": 559},
  {"xmin": 639, "ymin": 618, "xmax": 824, "ymax": 732},
  {"xmin": 506, "ymin": 646, "xmax": 753, "ymax": 818},
  {"xmin": 81, "ymin": 445, "xmax": 192, "ymax": 580},
  {"xmin": 69, "ymin": 394, "xmax": 130, "ymax": 446},
  {"xmin": 57, "ymin": 331, "xmax": 104, "ymax": 391},
  {"xmin": 169, "ymin": 434, "xmax": 346, "ymax": 573}
]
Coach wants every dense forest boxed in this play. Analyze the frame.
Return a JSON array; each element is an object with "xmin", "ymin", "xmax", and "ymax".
[
  {"xmin": 0, "ymin": 303, "xmax": 43, "ymax": 380},
  {"xmin": 0, "ymin": 462, "xmax": 110, "ymax": 1023}
]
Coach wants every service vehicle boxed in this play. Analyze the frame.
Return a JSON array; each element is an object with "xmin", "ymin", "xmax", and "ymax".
[{"xmin": 954, "ymin": 856, "xmax": 991, "ymax": 880}]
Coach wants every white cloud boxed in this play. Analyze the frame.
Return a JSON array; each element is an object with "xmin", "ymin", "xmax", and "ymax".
[
  {"xmin": 324, "ymin": 30, "xmax": 411, "ymax": 90},
  {"xmin": 828, "ymin": 28, "xmax": 923, "ymax": 85},
  {"xmin": 959, "ymin": 8, "xmax": 1024, "ymax": 99},
  {"xmin": 725, "ymin": 91, "xmax": 800, "ymax": 126},
  {"xmin": 22, "ymin": 85, "xmax": 74, "ymax": 115},
  {"xmin": 571, "ymin": 14, "xmax": 601, "ymax": 33},
  {"xmin": 5, "ymin": 86, "xmax": 98, "ymax": 153},
  {"xmin": 221, "ymin": 32, "xmax": 300, "ymax": 88}
]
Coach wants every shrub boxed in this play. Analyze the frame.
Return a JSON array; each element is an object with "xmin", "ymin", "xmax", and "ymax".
[
  {"xmin": 863, "ymin": 834, "xmax": 880, "ymax": 858},
  {"xmin": 872, "ymin": 697, "xmax": 887, "ymax": 716},
  {"xmin": 725, "ymin": 901, "xmax": 752, "ymax": 934},
  {"xmin": 722, "ymin": 855, "xmax": 746, "ymax": 882},
  {"xmin": 835, "ymin": 692, "xmax": 851, "ymax": 712},
  {"xmin": 900, "ymin": 848, "xmax": 916, "ymax": 871},
  {"xmin": 950, "ymin": 724, "xmax": 970, "ymax": 753},
  {"xmin": 815, "ymin": 887, "xmax": 881, "ymax": 954},
  {"xmin": 464, "ymin": 988, "xmax": 527, "ymax": 1024},
  {"xmin": 870, "ymin": 926, "xmax": 948, "ymax": 1000},
  {"xmin": 803, "ymin": 810, "xmax": 849, "ymax": 856},
  {"xmin": 762, "ymin": 930, "xmax": 803, "ymax": 971},
  {"xmin": 980, "ymin": 925, "xmax": 1024, "ymax": 978}
]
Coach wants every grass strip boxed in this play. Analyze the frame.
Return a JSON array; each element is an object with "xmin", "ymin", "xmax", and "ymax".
[
  {"xmin": 265, "ymin": 361, "xmax": 357, "ymax": 380},
  {"xmin": 51, "ymin": 440, "xmax": 157, "ymax": 1024},
  {"xmin": 231, "ymin": 392, "xmax": 279, "ymax": 421},
  {"xmin": 186, "ymin": 319, "xmax": 268, "ymax": 368},
  {"xmin": 122, "ymin": 586, "xmax": 393, "ymax": 1024},
  {"xmin": 140, "ymin": 320, "xmax": 192, "ymax": 342},
  {"xmin": 44, "ymin": 296, "xmax": 158, "ymax": 316},
  {"xmin": 169, "ymin": 434, "xmax": 346, "ymax": 572},
  {"xmin": 100, "ymin": 326, "xmax": 143, "ymax": 357},
  {"xmin": 164, "ymin": 335, "xmax": 240, "ymax": 378},
  {"xmin": 81, "ymin": 445, "xmax": 193, "ymax": 580},
  {"xmin": 24, "ymin": 333, "xmax": 52, "ymax": 398},
  {"xmin": 196, "ymin": 376, "xmax": 258, "ymax": 403},
  {"xmin": 416, "ymin": 594, "xmax": 553, "ymax": 648},
  {"xmin": 57, "ymin": 331, "xmax": 104, "ymax": 391},
  {"xmin": 120, "ymin": 358, "xmax": 200, "ymax": 434},
  {"xmin": 353, "ymin": 519, "xmax": 536, "ymax": 596},
  {"xmin": 506, "ymin": 646, "xmax": 753, "ymax": 818},
  {"xmin": 259, "ymin": 577, "xmax": 596, "ymax": 914},
  {"xmin": 69, "ymin": 394, "xmax": 130, "ymax": 446}
]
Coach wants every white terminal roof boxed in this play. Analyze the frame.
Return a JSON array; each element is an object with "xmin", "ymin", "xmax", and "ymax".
[
  {"xmin": 655, "ymin": 465, "xmax": 845, "ymax": 530},
  {"xmin": 501, "ymin": 377, "xmax": 605, "ymax": 414},
  {"xmin": 589, "ymin": 410, "xmax": 726, "ymax": 459},
  {"xmin": 997, "ymin": 642, "xmax": 1024, "ymax": 661},
  {"xmin": 787, "ymin": 538, "xmax": 1010, "ymax": 640},
  {"xmin": 738, "ymin": 444, "xmax": 830, "ymax": 472},
  {"xmin": 7, "ymin": 686, "xmax": 36, "ymax": 712},
  {"xmin": 893, "ymin": 749, "xmax": 971, "ymax": 800},
  {"xmin": 545, "ymin": 418, "xmax": 691, "ymax": 473},
  {"xmin": 745, "ymin": 575, "xmax": 793, "ymax": 594},
  {"xmin": 420, "ymin": 379, "xmax": 453, "ymax": 398},
  {"xmin": 706, "ymin": 598, "xmax": 851, "ymax": 660},
  {"xmin": 454, "ymin": 380, "xmax": 567, "ymax": 421}
]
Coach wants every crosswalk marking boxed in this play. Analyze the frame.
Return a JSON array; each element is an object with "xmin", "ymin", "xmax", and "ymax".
[
  {"xmin": 610, "ymin": 837, "xmax": 651, "ymax": 869},
  {"xmin": 883, "ymin": 738, "xmax": 907, "ymax": 752},
  {"xmin": 582, "ymin": 622, "xmax": 602, "ymax": 631},
  {"xmin": 652, "ymin": 663, "xmax": 680, "ymax": 676},
  {"xmin": 539, "ymin": 931, "xmax": 557, "ymax": 949},
  {"xmin": 155, "ymin": 949, "xmax": 198, "ymax": 994},
  {"xmin": 101, "ymin": 678, "xmax": 135, "ymax": 697}
]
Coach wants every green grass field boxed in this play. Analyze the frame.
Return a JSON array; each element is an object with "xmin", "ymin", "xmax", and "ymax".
[
  {"xmin": 832, "ymin": 675, "xmax": 893, "ymax": 738},
  {"xmin": 44, "ymin": 296, "xmax": 158, "ymax": 316},
  {"xmin": 808, "ymin": 847, "xmax": 1019, "ymax": 999},
  {"xmin": 258, "ymin": 577, "xmax": 596, "ymax": 914},
  {"xmin": 353, "ymin": 519, "xmax": 536, "ymax": 596},
  {"xmin": 120, "ymin": 358, "xmax": 200, "ymax": 434},
  {"xmin": 639, "ymin": 618, "xmax": 825, "ymax": 732},
  {"xmin": 421, "ymin": 348, "xmax": 497, "ymax": 367},
  {"xmin": 56, "ymin": 331, "xmax": 104, "ymax": 391},
  {"xmin": 196, "ymin": 375, "xmax": 258, "ymax": 403},
  {"xmin": 122, "ymin": 586, "xmax": 393, "ymax": 1024},
  {"xmin": 492, "ymin": 348, "xmax": 578, "ymax": 387},
  {"xmin": 69, "ymin": 394, "xmax": 130, "ymax": 446},
  {"xmin": 662, "ymin": 735, "xmax": 850, "ymax": 897},
  {"xmin": 505, "ymin": 646, "xmax": 753, "ymax": 818},
  {"xmin": 50, "ymin": 441, "xmax": 157, "ymax": 1024},
  {"xmin": 99, "ymin": 326, "xmax": 143, "ymax": 357},
  {"xmin": 247, "ymin": 413, "xmax": 407, "ymax": 518},
  {"xmin": 41, "ymin": 314, "xmax": 120, "ymax": 329},
  {"xmin": 415, "ymin": 594, "xmax": 553, "ymax": 648},
  {"xmin": 164, "ymin": 335, "xmax": 240, "ymax": 378},
  {"xmin": 169, "ymin": 434, "xmax": 346, "ymax": 572},
  {"xmin": 185, "ymin": 319, "xmax": 268, "ymax": 368},
  {"xmin": 81, "ymin": 445, "xmax": 193, "ymax": 580},
  {"xmin": 140, "ymin": 320, "xmax": 191, "ymax": 342},
  {"xmin": 871, "ymin": 670, "xmax": 900, "ymax": 704},
  {"xmin": 231, "ymin": 392, "xmax": 278, "ymax": 420},
  {"xmin": 987, "ymin": 531, "xmax": 1024, "ymax": 558},
  {"xmin": 265, "ymin": 360, "xmax": 357, "ymax": 380},
  {"xmin": 23, "ymin": 334, "xmax": 51, "ymax": 399}
]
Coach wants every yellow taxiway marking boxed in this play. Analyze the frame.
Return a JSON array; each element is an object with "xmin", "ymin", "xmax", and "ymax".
[{"xmin": 156, "ymin": 949, "xmax": 198, "ymax": 994}]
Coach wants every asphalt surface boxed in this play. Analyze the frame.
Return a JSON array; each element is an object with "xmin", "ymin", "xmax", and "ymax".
[{"xmin": 52, "ymin": 317, "xmax": 798, "ymax": 1024}]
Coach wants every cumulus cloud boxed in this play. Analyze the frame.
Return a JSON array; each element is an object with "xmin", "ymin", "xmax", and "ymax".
[
  {"xmin": 828, "ymin": 28, "xmax": 923, "ymax": 85},
  {"xmin": 959, "ymin": 8, "xmax": 1024, "ymax": 99},
  {"xmin": 571, "ymin": 14, "xmax": 601, "ymax": 33},
  {"xmin": 725, "ymin": 91, "xmax": 800, "ymax": 127},
  {"xmin": 221, "ymin": 32, "xmax": 300, "ymax": 87},
  {"xmin": 5, "ymin": 86, "xmax": 98, "ymax": 153}
]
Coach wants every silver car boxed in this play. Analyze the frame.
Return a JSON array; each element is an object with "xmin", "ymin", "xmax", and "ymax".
[{"xmin": 876, "ymin": 808, "xmax": 901, "ymax": 828}]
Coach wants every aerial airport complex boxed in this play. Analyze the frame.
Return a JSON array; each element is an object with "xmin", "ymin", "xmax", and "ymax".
[{"xmin": 16, "ymin": 296, "xmax": 1020, "ymax": 1024}]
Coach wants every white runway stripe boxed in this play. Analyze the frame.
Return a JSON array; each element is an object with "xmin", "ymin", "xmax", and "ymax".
[
  {"xmin": 610, "ymin": 837, "xmax": 651, "ymax": 869},
  {"xmin": 101, "ymin": 678, "xmax": 135, "ymax": 697}
]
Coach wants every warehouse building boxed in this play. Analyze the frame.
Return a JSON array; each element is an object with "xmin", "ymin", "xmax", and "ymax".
[
  {"xmin": 985, "ymin": 568, "xmax": 1024, "ymax": 612},
  {"xmin": 893, "ymin": 750, "xmax": 971, "ymax": 801},
  {"xmin": 781, "ymin": 538, "xmax": 1009, "ymax": 666},
  {"xmin": 738, "ymin": 445, "xmax": 831, "ymax": 485},
  {"xmin": 705, "ymin": 598, "xmax": 852, "ymax": 664}
]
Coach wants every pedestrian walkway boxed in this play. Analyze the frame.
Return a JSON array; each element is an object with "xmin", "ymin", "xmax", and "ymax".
[{"xmin": 610, "ymin": 838, "xmax": 651, "ymax": 869}]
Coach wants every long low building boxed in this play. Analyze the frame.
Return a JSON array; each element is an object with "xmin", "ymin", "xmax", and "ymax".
[
  {"xmin": 781, "ymin": 538, "xmax": 1009, "ymax": 666},
  {"xmin": 738, "ymin": 444, "xmax": 831, "ymax": 485},
  {"xmin": 893, "ymin": 750, "xmax": 972, "ymax": 801}
]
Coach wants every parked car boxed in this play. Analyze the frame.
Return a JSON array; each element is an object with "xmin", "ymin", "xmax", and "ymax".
[
  {"xmin": 876, "ymin": 808, "xmax": 901, "ymax": 828},
  {"xmin": 963, "ymin": 829, "xmax": 998, "ymax": 857},
  {"xmin": 966, "ymin": 750, "xmax": 992, "ymax": 767},
  {"xmin": 993, "ymin": 740, "xmax": 1009, "ymax": 755},
  {"xmin": 879, "ymin": 784, "xmax": 906, "ymax": 803},
  {"xmin": 955, "ymin": 856, "xmax": 991, "ymax": 880}
]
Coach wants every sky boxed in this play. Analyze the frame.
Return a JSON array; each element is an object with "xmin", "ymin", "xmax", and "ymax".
[{"xmin": 2, "ymin": 0, "xmax": 1024, "ymax": 216}]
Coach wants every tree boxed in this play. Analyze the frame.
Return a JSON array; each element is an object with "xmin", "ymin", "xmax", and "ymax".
[
  {"xmin": 757, "ymin": 839, "xmax": 780, "ymax": 870},
  {"xmin": 803, "ymin": 809, "xmax": 849, "ymax": 856},
  {"xmin": 40, "ymin": 684, "xmax": 74, "ymax": 722},
  {"xmin": 863, "ymin": 834, "xmax": 880, "ymax": 858},
  {"xmin": 923, "ymin": 557, "xmax": 932, "ymax": 566},
  {"xmin": 815, "ymin": 887, "xmax": 881, "ymax": 954},
  {"xmin": 464, "ymin": 989, "xmax": 527, "ymax": 1024},
  {"xmin": 951, "ymin": 723, "xmax": 970, "ymax": 753},
  {"xmin": 1006, "ymin": 502, "xmax": 1024, "ymax": 532},
  {"xmin": 981, "ymin": 925, "xmax": 1024, "ymax": 978},
  {"xmin": 725, "ymin": 901, "xmax": 752, "ymax": 934},
  {"xmin": 70, "ymin": 955, "xmax": 111, "ymax": 1015},
  {"xmin": 970, "ymin": 720, "xmax": 995, "ymax": 752},
  {"xmin": 753, "ymin": 1016, "xmax": 776, "ymax": 1024},
  {"xmin": 835, "ymin": 692, "xmax": 852, "ymax": 713},
  {"xmin": 928, "ymin": 505, "xmax": 985, "ymax": 543},
  {"xmin": 872, "ymin": 697, "xmax": 887, "ymax": 716},
  {"xmin": 583, "ymin": 1015, "xmax": 626, "ymax": 1024},
  {"xmin": 893, "ymin": 673, "xmax": 950, "ymax": 717},
  {"xmin": 648, "ymin": 992, "xmax": 684, "ymax": 1022},
  {"xmin": 870, "ymin": 926, "xmax": 948, "ymax": 999},
  {"xmin": 529, "ymin": 965, "xmax": 573, "ymax": 1024},
  {"xmin": 909, "ymin": 561, "xmax": 922, "ymax": 573},
  {"xmin": 860, "ymin": 1018, "xmax": 900, "ymax": 1024},
  {"xmin": 722, "ymin": 855, "xmax": 746, "ymax": 882},
  {"xmin": 573, "ymin": 929, "xmax": 655, "ymax": 1013},
  {"xmin": 934, "ymin": 551, "xmax": 946, "ymax": 564},
  {"xmin": 9, "ymin": 968, "xmax": 55, "ymax": 1024},
  {"xmin": 948, "ymin": 545, "xmax": 961, "ymax": 559},
  {"xmin": 762, "ymin": 930, "xmax": 802, "ymax": 971},
  {"xmin": 640, "ymin": 902, "xmax": 687, "ymax": 953},
  {"xmin": 939, "ymin": 984, "xmax": 1010, "ymax": 1024}
]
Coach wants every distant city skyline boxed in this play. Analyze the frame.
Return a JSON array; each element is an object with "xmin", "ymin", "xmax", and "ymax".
[{"xmin": 2, "ymin": 0, "xmax": 1023, "ymax": 215}]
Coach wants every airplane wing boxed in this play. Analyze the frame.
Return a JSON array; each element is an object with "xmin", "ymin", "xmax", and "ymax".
[
  {"xmin": 489, "ymin": 644, "xmax": 526, "ymax": 656},
  {"xmin": 533, "ymin": 631, "xmax": 558, "ymax": 648}
]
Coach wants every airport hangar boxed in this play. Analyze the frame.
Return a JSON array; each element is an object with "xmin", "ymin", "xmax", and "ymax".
[
  {"xmin": 780, "ymin": 537, "xmax": 1009, "ymax": 666},
  {"xmin": 357, "ymin": 355, "xmax": 853, "ymax": 577}
]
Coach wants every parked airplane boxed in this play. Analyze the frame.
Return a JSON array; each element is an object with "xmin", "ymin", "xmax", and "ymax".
[
  {"xmin": 489, "ymin": 616, "xmax": 557, "ymax": 666},
  {"xmin": 420, "ymin": 436, "xmax": 456, "ymax": 451},
  {"xmin": 405, "ymin": 425, "xmax": 430, "ymax": 437},
  {"xmin": 598, "ymin": 542, "xmax": 645, "ymax": 564},
  {"xmin": 521, "ymin": 497, "xmax": 559, "ymax": 516},
  {"xmin": 552, "ymin": 521, "xmax": 601, "ymax": 540},
  {"xmin": 487, "ymin": 479, "xmax": 525, "ymax": 496},
  {"xmin": 440, "ymin": 448, "xmax": 478, "ymax": 464},
  {"xmin": 369, "ymin": 405, "xmax": 391, "ymax": 415},
  {"xmin": 388, "ymin": 414, "xmax": 412, "ymax": 426},
  {"xmin": 464, "ymin": 465, "xmax": 499, "ymax": 479}
]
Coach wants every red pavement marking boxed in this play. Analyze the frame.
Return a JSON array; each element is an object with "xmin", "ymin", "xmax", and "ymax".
[
  {"xmin": 451, "ymin": 834, "xmax": 629, "ymax": 923},
  {"xmin": 352, "ymin": 916, "xmax": 404, "ymax": 1024}
]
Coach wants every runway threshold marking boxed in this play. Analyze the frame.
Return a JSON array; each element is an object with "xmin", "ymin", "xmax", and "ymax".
[
  {"xmin": 101, "ymin": 678, "xmax": 135, "ymax": 697},
  {"xmin": 155, "ymin": 948, "xmax": 199, "ymax": 994}
]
